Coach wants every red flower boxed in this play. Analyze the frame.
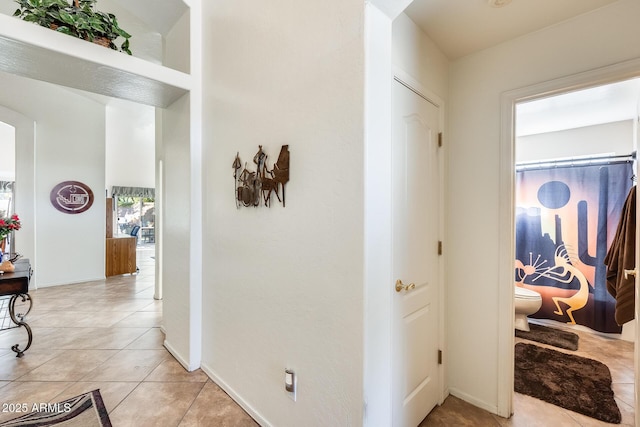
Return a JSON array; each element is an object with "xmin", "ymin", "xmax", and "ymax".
[{"xmin": 0, "ymin": 214, "xmax": 21, "ymax": 240}]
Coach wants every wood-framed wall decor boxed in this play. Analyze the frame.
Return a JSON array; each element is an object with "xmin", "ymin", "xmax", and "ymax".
[
  {"xmin": 50, "ymin": 181, "xmax": 94, "ymax": 214},
  {"xmin": 233, "ymin": 145, "xmax": 290, "ymax": 208}
]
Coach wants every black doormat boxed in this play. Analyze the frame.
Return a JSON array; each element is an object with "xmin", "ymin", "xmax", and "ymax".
[
  {"xmin": 515, "ymin": 342, "xmax": 621, "ymax": 424},
  {"xmin": 515, "ymin": 323, "xmax": 579, "ymax": 351}
]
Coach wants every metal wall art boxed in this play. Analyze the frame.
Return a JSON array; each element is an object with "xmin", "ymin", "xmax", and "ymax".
[
  {"xmin": 233, "ymin": 145, "xmax": 290, "ymax": 208},
  {"xmin": 50, "ymin": 181, "xmax": 94, "ymax": 214}
]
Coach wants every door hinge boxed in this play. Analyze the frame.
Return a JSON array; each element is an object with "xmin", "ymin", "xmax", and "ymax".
[
  {"xmin": 438, "ymin": 132, "xmax": 443, "ymax": 147},
  {"xmin": 438, "ymin": 241, "xmax": 443, "ymax": 255},
  {"xmin": 438, "ymin": 349, "xmax": 443, "ymax": 365}
]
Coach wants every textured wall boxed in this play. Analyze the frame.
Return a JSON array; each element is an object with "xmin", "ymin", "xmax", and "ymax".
[{"xmin": 200, "ymin": 1, "xmax": 365, "ymax": 426}]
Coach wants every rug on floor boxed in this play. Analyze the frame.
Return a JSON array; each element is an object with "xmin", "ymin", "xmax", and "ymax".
[
  {"xmin": 515, "ymin": 342, "xmax": 621, "ymax": 424},
  {"xmin": 0, "ymin": 389, "xmax": 111, "ymax": 427},
  {"xmin": 515, "ymin": 323, "xmax": 579, "ymax": 351}
]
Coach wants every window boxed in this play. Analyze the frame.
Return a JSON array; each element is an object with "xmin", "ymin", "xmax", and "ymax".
[{"xmin": 111, "ymin": 186, "xmax": 155, "ymax": 239}]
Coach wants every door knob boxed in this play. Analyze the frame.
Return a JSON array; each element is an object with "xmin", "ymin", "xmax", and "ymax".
[
  {"xmin": 624, "ymin": 268, "xmax": 638, "ymax": 279},
  {"xmin": 395, "ymin": 279, "xmax": 416, "ymax": 292}
]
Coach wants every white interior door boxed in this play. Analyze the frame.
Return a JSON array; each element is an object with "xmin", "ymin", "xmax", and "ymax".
[{"xmin": 391, "ymin": 79, "xmax": 441, "ymax": 427}]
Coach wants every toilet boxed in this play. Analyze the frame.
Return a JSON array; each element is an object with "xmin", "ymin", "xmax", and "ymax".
[{"xmin": 514, "ymin": 286, "xmax": 542, "ymax": 332}]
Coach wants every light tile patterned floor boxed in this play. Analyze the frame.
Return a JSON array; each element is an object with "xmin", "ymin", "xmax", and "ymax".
[
  {"xmin": 421, "ymin": 321, "xmax": 635, "ymax": 426},
  {"xmin": 2, "ymin": 247, "xmax": 632, "ymax": 426},
  {"xmin": 0, "ymin": 245, "xmax": 258, "ymax": 427}
]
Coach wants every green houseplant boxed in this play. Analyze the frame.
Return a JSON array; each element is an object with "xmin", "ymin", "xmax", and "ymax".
[{"xmin": 13, "ymin": 0, "xmax": 132, "ymax": 54}]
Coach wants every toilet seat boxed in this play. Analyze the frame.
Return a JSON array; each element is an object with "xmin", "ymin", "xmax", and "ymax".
[{"xmin": 515, "ymin": 287, "xmax": 541, "ymax": 300}]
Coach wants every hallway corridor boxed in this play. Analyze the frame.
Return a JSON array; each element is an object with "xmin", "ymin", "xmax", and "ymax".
[{"xmin": 0, "ymin": 248, "xmax": 257, "ymax": 426}]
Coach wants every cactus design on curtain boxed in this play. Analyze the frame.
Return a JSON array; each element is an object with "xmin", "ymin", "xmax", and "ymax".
[{"xmin": 515, "ymin": 161, "xmax": 633, "ymax": 333}]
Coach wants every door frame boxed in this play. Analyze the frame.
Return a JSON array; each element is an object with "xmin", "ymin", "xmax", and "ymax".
[
  {"xmin": 498, "ymin": 58, "xmax": 640, "ymax": 420},
  {"xmin": 393, "ymin": 68, "xmax": 447, "ymax": 411}
]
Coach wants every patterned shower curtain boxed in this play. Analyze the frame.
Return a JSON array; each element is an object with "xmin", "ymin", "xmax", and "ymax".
[{"xmin": 515, "ymin": 161, "xmax": 633, "ymax": 333}]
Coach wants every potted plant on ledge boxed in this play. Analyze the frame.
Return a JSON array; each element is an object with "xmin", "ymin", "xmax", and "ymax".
[{"xmin": 13, "ymin": 0, "xmax": 132, "ymax": 55}]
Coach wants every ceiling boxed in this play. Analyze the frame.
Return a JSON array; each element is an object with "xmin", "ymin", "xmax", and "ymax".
[
  {"xmin": 516, "ymin": 78, "xmax": 640, "ymax": 136},
  {"xmin": 404, "ymin": 0, "xmax": 638, "ymax": 135},
  {"xmin": 405, "ymin": 0, "xmax": 621, "ymax": 60}
]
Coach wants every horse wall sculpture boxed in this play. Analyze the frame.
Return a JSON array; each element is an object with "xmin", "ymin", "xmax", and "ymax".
[{"xmin": 233, "ymin": 145, "xmax": 290, "ymax": 208}]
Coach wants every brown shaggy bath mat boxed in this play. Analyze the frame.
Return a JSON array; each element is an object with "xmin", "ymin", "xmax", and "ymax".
[
  {"xmin": 515, "ymin": 342, "xmax": 621, "ymax": 424},
  {"xmin": 515, "ymin": 323, "xmax": 579, "ymax": 351}
]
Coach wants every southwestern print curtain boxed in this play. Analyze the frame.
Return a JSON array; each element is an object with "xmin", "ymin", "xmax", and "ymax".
[{"xmin": 515, "ymin": 161, "xmax": 633, "ymax": 333}]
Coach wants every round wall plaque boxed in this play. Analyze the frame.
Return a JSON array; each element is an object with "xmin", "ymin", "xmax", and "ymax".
[{"xmin": 50, "ymin": 181, "xmax": 94, "ymax": 214}]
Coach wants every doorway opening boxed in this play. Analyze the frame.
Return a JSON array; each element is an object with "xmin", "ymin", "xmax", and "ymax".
[
  {"xmin": 0, "ymin": 121, "xmax": 16, "ymax": 254},
  {"xmin": 512, "ymin": 77, "xmax": 640, "ymax": 422}
]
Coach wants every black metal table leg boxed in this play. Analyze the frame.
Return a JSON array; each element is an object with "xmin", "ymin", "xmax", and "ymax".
[{"xmin": 8, "ymin": 293, "xmax": 32, "ymax": 357}]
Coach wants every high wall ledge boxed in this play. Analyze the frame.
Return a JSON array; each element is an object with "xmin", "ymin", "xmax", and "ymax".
[{"xmin": 0, "ymin": 13, "xmax": 191, "ymax": 108}]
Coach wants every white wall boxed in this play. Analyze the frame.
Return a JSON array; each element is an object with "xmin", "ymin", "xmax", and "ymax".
[
  {"xmin": 0, "ymin": 121, "xmax": 15, "ymax": 181},
  {"xmin": 164, "ymin": 10, "xmax": 190, "ymax": 74},
  {"xmin": 105, "ymin": 100, "xmax": 155, "ymax": 194},
  {"xmin": 517, "ymin": 120, "xmax": 634, "ymax": 162},
  {"xmin": 363, "ymin": 5, "xmax": 393, "ymax": 425},
  {"xmin": 0, "ymin": 0, "xmax": 18, "ymax": 16},
  {"xmin": 98, "ymin": 0, "xmax": 163, "ymax": 64},
  {"xmin": 158, "ymin": 0, "xmax": 202, "ymax": 373},
  {"xmin": 201, "ymin": 2, "xmax": 365, "ymax": 426},
  {"xmin": 447, "ymin": 0, "xmax": 640, "ymax": 413},
  {"xmin": 158, "ymin": 92, "xmax": 193, "ymax": 365},
  {"xmin": 392, "ymin": 13, "xmax": 448, "ymax": 101},
  {"xmin": 0, "ymin": 72, "xmax": 106, "ymax": 287}
]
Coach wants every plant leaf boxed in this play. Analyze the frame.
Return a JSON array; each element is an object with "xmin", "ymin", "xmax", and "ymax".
[
  {"xmin": 55, "ymin": 25, "xmax": 73, "ymax": 35},
  {"xmin": 23, "ymin": 14, "xmax": 40, "ymax": 23},
  {"xmin": 116, "ymin": 28, "xmax": 131, "ymax": 39},
  {"xmin": 57, "ymin": 9, "xmax": 74, "ymax": 25}
]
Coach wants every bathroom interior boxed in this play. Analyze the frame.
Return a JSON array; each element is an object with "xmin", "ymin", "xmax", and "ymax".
[{"xmin": 513, "ymin": 76, "xmax": 640, "ymax": 422}]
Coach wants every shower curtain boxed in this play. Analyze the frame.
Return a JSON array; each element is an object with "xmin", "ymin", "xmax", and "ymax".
[{"xmin": 515, "ymin": 161, "xmax": 633, "ymax": 333}]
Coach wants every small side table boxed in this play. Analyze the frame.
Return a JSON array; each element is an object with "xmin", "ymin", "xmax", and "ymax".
[{"xmin": 0, "ymin": 259, "xmax": 32, "ymax": 357}]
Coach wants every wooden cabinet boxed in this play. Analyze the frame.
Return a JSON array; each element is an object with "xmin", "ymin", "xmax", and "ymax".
[
  {"xmin": 106, "ymin": 197, "xmax": 114, "ymax": 238},
  {"xmin": 106, "ymin": 236, "xmax": 136, "ymax": 276},
  {"xmin": 105, "ymin": 197, "xmax": 136, "ymax": 276}
]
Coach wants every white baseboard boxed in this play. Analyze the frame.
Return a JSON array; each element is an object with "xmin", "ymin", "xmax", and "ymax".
[
  {"xmin": 163, "ymin": 339, "xmax": 197, "ymax": 371},
  {"xmin": 440, "ymin": 387, "xmax": 450, "ymax": 405},
  {"xmin": 448, "ymin": 387, "xmax": 499, "ymax": 416},
  {"xmin": 36, "ymin": 276, "xmax": 106, "ymax": 288},
  {"xmin": 200, "ymin": 362, "xmax": 270, "ymax": 427}
]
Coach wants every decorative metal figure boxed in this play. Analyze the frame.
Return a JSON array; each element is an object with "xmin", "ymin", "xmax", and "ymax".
[
  {"xmin": 272, "ymin": 145, "xmax": 290, "ymax": 207},
  {"xmin": 238, "ymin": 164, "xmax": 261, "ymax": 207},
  {"xmin": 233, "ymin": 145, "xmax": 290, "ymax": 208},
  {"xmin": 232, "ymin": 153, "xmax": 242, "ymax": 208}
]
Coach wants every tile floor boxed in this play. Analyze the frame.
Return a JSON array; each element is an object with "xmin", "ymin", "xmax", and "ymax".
[
  {"xmin": 421, "ymin": 320, "xmax": 636, "ymax": 426},
  {"xmin": 0, "ymin": 248, "xmax": 634, "ymax": 426},
  {"xmin": 0, "ymin": 245, "xmax": 258, "ymax": 427}
]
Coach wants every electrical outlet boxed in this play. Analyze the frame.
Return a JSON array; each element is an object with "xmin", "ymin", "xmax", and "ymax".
[{"xmin": 285, "ymin": 369, "xmax": 296, "ymax": 401}]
